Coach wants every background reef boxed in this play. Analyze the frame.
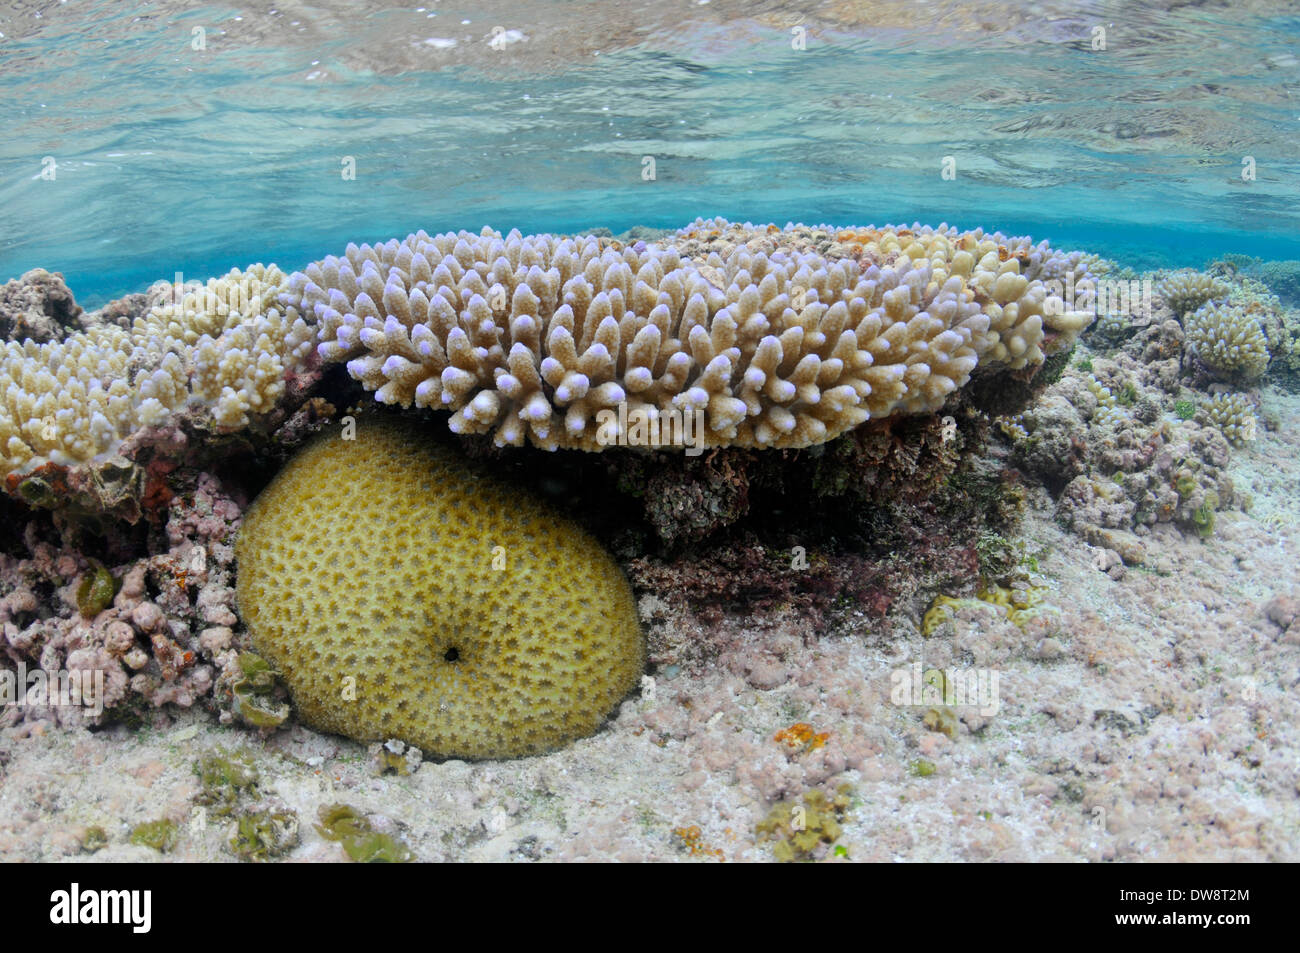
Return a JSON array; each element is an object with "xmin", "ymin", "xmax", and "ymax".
[{"xmin": 1, "ymin": 223, "xmax": 1298, "ymax": 862}]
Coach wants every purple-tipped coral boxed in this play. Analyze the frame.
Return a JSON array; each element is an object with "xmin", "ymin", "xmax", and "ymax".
[{"xmin": 284, "ymin": 219, "xmax": 1096, "ymax": 451}]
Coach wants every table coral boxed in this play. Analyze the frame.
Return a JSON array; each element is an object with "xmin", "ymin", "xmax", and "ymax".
[
  {"xmin": 0, "ymin": 219, "xmax": 1096, "ymax": 523},
  {"xmin": 285, "ymin": 219, "xmax": 1095, "ymax": 451},
  {"xmin": 234, "ymin": 417, "xmax": 645, "ymax": 759}
]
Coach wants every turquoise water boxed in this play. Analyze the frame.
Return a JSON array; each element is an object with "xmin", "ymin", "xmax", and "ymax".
[{"xmin": 2, "ymin": 0, "xmax": 1298, "ymax": 305}]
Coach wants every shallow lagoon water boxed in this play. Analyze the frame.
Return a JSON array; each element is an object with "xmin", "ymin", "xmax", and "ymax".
[{"xmin": 2, "ymin": 0, "xmax": 1299, "ymax": 301}]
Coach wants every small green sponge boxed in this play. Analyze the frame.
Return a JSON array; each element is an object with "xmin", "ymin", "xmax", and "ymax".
[{"xmin": 234, "ymin": 417, "xmax": 644, "ymax": 759}]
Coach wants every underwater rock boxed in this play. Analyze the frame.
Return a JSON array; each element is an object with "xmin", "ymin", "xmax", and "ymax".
[
  {"xmin": 1006, "ymin": 353, "xmax": 1242, "ymax": 552},
  {"xmin": 0, "ymin": 269, "xmax": 85, "ymax": 344}
]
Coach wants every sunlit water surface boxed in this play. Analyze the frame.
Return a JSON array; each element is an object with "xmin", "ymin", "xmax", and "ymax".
[{"xmin": 1, "ymin": 0, "xmax": 1297, "ymax": 304}]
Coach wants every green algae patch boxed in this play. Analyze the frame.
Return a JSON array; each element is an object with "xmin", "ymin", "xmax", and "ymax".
[
  {"xmin": 756, "ymin": 785, "xmax": 852, "ymax": 862},
  {"xmin": 315, "ymin": 804, "xmax": 413, "ymax": 863},
  {"xmin": 75, "ymin": 561, "xmax": 119, "ymax": 618},
  {"xmin": 910, "ymin": 759, "xmax": 937, "ymax": 778},
  {"xmin": 82, "ymin": 826, "xmax": 108, "ymax": 853},
  {"xmin": 129, "ymin": 819, "xmax": 179, "ymax": 853},
  {"xmin": 231, "ymin": 808, "xmax": 300, "ymax": 862},
  {"xmin": 230, "ymin": 653, "xmax": 290, "ymax": 729},
  {"xmin": 194, "ymin": 750, "xmax": 260, "ymax": 817},
  {"xmin": 923, "ymin": 706, "xmax": 960, "ymax": 739}
]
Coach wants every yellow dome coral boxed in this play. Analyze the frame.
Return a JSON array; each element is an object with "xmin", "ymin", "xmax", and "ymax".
[{"xmin": 234, "ymin": 417, "xmax": 644, "ymax": 759}]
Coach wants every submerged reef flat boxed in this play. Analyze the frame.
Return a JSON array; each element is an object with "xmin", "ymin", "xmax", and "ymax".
[{"xmin": 0, "ymin": 226, "xmax": 1297, "ymax": 862}]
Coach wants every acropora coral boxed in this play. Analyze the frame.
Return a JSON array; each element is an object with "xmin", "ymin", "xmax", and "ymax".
[
  {"xmin": 1156, "ymin": 270, "xmax": 1228, "ymax": 317},
  {"xmin": 286, "ymin": 219, "xmax": 1095, "ymax": 451},
  {"xmin": 1184, "ymin": 300, "xmax": 1270, "ymax": 381},
  {"xmin": 0, "ymin": 265, "xmax": 312, "ymax": 476},
  {"xmin": 0, "ymin": 219, "xmax": 1098, "ymax": 541},
  {"xmin": 1204, "ymin": 393, "xmax": 1258, "ymax": 447},
  {"xmin": 234, "ymin": 417, "xmax": 645, "ymax": 759}
]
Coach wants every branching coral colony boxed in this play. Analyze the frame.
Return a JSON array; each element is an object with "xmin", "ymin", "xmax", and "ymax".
[
  {"xmin": 0, "ymin": 218, "xmax": 1096, "ymax": 484},
  {"xmin": 289, "ymin": 219, "xmax": 1094, "ymax": 451}
]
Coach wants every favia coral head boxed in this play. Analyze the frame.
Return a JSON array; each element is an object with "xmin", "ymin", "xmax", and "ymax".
[
  {"xmin": 234, "ymin": 417, "xmax": 645, "ymax": 759},
  {"xmin": 284, "ymin": 218, "xmax": 1095, "ymax": 451}
]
